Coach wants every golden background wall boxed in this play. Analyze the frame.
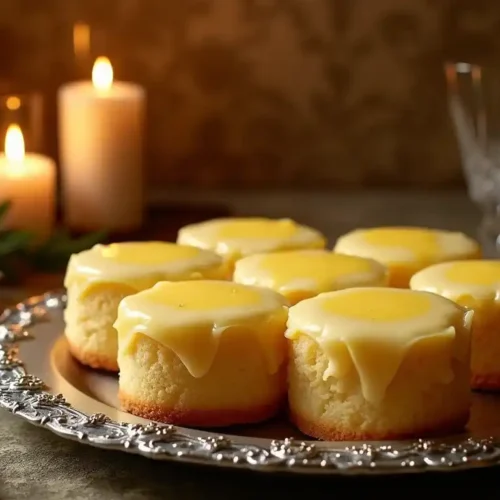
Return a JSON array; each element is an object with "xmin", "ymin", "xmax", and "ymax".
[{"xmin": 0, "ymin": 0, "xmax": 498, "ymax": 188}]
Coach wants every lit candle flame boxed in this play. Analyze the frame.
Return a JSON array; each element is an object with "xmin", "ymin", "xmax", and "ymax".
[
  {"xmin": 92, "ymin": 56, "xmax": 113, "ymax": 91},
  {"xmin": 5, "ymin": 124, "xmax": 25, "ymax": 162}
]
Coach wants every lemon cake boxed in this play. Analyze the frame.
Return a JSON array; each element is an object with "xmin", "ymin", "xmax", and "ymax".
[
  {"xmin": 411, "ymin": 260, "xmax": 500, "ymax": 391},
  {"xmin": 115, "ymin": 280, "xmax": 289, "ymax": 427},
  {"xmin": 64, "ymin": 241, "xmax": 227, "ymax": 372},
  {"xmin": 333, "ymin": 227, "xmax": 480, "ymax": 288},
  {"xmin": 286, "ymin": 287, "xmax": 473, "ymax": 440},
  {"xmin": 233, "ymin": 250, "xmax": 388, "ymax": 305},
  {"xmin": 177, "ymin": 217, "xmax": 326, "ymax": 271}
]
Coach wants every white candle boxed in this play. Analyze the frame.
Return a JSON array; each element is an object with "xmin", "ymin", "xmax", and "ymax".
[
  {"xmin": 0, "ymin": 124, "xmax": 55, "ymax": 240},
  {"xmin": 58, "ymin": 56, "xmax": 145, "ymax": 232}
]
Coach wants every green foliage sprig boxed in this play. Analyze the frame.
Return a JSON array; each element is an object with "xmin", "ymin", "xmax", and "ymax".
[{"xmin": 0, "ymin": 200, "xmax": 107, "ymax": 282}]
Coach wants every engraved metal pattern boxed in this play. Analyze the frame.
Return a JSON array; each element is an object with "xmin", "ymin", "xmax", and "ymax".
[{"xmin": 1, "ymin": 292, "xmax": 500, "ymax": 474}]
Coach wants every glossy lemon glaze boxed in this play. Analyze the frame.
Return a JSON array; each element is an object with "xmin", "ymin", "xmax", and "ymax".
[
  {"xmin": 411, "ymin": 260, "xmax": 500, "ymax": 303},
  {"xmin": 286, "ymin": 287, "xmax": 473, "ymax": 404},
  {"xmin": 362, "ymin": 227, "xmax": 440, "ymax": 258},
  {"xmin": 334, "ymin": 227, "xmax": 480, "ymax": 287},
  {"xmin": 445, "ymin": 260, "xmax": 500, "ymax": 286},
  {"xmin": 177, "ymin": 217, "xmax": 326, "ymax": 264},
  {"xmin": 64, "ymin": 241, "xmax": 226, "ymax": 297},
  {"xmin": 321, "ymin": 288, "xmax": 432, "ymax": 322},
  {"xmin": 233, "ymin": 250, "xmax": 387, "ymax": 304},
  {"xmin": 114, "ymin": 280, "xmax": 289, "ymax": 378}
]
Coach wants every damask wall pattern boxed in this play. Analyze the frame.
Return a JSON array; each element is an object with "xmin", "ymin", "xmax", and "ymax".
[{"xmin": 0, "ymin": 0, "xmax": 499, "ymax": 188}]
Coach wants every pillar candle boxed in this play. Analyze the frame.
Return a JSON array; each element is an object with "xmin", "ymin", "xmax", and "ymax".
[
  {"xmin": 58, "ymin": 57, "xmax": 145, "ymax": 232},
  {"xmin": 0, "ymin": 124, "xmax": 55, "ymax": 240}
]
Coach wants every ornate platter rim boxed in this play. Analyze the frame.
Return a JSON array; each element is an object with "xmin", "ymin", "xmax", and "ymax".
[{"xmin": 1, "ymin": 290, "xmax": 500, "ymax": 475}]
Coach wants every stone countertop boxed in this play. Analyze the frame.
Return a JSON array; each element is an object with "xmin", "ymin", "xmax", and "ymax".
[
  {"xmin": 1, "ymin": 410, "xmax": 500, "ymax": 500},
  {"xmin": 149, "ymin": 188, "xmax": 482, "ymax": 238},
  {"xmin": 151, "ymin": 188, "xmax": 492, "ymax": 253},
  {"xmin": 1, "ymin": 190, "xmax": 499, "ymax": 499}
]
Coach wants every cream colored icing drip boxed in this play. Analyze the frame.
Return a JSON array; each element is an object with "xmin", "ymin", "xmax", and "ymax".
[
  {"xmin": 114, "ymin": 280, "xmax": 289, "ymax": 378},
  {"xmin": 286, "ymin": 287, "xmax": 473, "ymax": 404},
  {"xmin": 177, "ymin": 217, "xmax": 326, "ymax": 260},
  {"xmin": 64, "ymin": 241, "xmax": 225, "ymax": 295},
  {"xmin": 233, "ymin": 250, "xmax": 387, "ymax": 297},
  {"xmin": 333, "ymin": 227, "xmax": 480, "ymax": 265},
  {"xmin": 410, "ymin": 260, "xmax": 500, "ymax": 302}
]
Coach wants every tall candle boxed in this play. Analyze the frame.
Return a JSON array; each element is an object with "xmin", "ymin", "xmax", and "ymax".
[
  {"xmin": 0, "ymin": 124, "xmax": 55, "ymax": 240},
  {"xmin": 58, "ymin": 56, "xmax": 145, "ymax": 232}
]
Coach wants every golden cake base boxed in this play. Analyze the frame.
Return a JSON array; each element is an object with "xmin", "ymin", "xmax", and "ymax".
[{"xmin": 48, "ymin": 336, "xmax": 500, "ymax": 441}]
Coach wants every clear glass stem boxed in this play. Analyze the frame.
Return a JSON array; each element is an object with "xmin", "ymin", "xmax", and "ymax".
[{"xmin": 478, "ymin": 211, "xmax": 500, "ymax": 257}]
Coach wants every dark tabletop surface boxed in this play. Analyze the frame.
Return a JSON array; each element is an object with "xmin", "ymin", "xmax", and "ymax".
[
  {"xmin": 1, "ymin": 190, "xmax": 499, "ymax": 499},
  {"xmin": 1, "ymin": 411, "xmax": 500, "ymax": 499}
]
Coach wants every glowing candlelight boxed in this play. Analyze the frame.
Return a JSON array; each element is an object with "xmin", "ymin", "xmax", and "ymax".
[
  {"xmin": 0, "ymin": 124, "xmax": 55, "ymax": 238},
  {"xmin": 5, "ymin": 124, "xmax": 25, "ymax": 163},
  {"xmin": 58, "ymin": 56, "xmax": 145, "ymax": 231},
  {"xmin": 92, "ymin": 56, "xmax": 113, "ymax": 91}
]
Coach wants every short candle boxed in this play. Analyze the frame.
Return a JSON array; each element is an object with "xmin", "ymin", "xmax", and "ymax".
[{"xmin": 0, "ymin": 124, "xmax": 55, "ymax": 239}]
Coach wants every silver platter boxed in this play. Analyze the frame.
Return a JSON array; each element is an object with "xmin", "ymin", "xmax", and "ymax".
[{"xmin": 1, "ymin": 291, "xmax": 500, "ymax": 475}]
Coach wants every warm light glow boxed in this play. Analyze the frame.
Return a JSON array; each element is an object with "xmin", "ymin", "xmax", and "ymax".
[
  {"xmin": 73, "ymin": 22, "xmax": 90, "ymax": 57},
  {"xmin": 92, "ymin": 56, "xmax": 113, "ymax": 91},
  {"xmin": 5, "ymin": 96, "xmax": 21, "ymax": 111},
  {"xmin": 5, "ymin": 124, "xmax": 25, "ymax": 162}
]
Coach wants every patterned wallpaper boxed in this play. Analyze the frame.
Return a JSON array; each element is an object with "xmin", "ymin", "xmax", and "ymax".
[{"xmin": 0, "ymin": 0, "xmax": 499, "ymax": 188}]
